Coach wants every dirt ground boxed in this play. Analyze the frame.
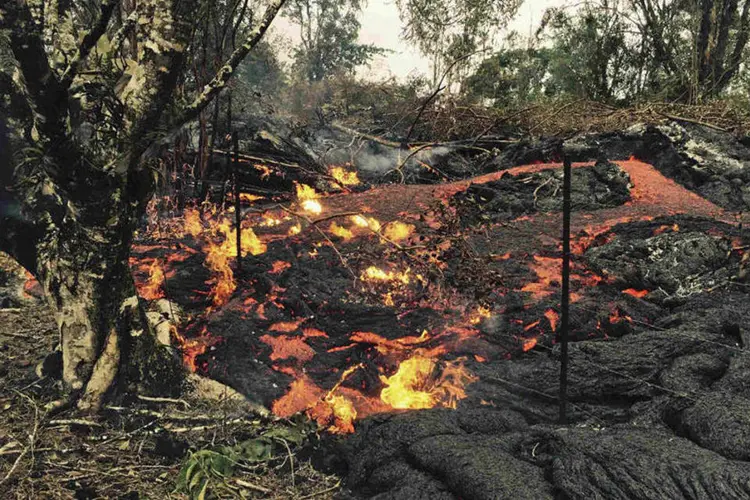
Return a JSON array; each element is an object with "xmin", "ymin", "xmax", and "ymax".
[{"xmin": 0, "ymin": 258, "xmax": 339, "ymax": 499}]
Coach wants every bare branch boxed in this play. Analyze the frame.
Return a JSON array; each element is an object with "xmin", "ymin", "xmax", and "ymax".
[
  {"xmin": 174, "ymin": 0, "xmax": 287, "ymax": 126},
  {"xmin": 61, "ymin": 0, "xmax": 120, "ymax": 89}
]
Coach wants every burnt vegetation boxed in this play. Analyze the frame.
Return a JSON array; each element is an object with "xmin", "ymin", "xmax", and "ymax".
[{"xmin": 3, "ymin": 0, "xmax": 750, "ymax": 498}]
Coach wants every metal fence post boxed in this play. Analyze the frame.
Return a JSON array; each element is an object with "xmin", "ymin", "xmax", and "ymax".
[{"xmin": 559, "ymin": 153, "xmax": 572, "ymax": 424}]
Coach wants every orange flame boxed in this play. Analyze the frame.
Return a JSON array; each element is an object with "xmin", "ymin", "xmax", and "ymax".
[
  {"xmin": 296, "ymin": 183, "xmax": 323, "ymax": 214},
  {"xmin": 184, "ymin": 208, "xmax": 202, "ymax": 237},
  {"xmin": 361, "ymin": 266, "xmax": 411, "ymax": 285},
  {"xmin": 544, "ymin": 309, "xmax": 559, "ymax": 332},
  {"xmin": 380, "ymin": 356, "xmax": 477, "ymax": 410},
  {"xmin": 330, "ymin": 222, "xmax": 354, "ymax": 240},
  {"xmin": 329, "ymin": 165, "xmax": 360, "ymax": 186},
  {"xmin": 140, "ymin": 259, "xmax": 166, "ymax": 300},
  {"xmin": 383, "ymin": 221, "xmax": 415, "ymax": 242}
]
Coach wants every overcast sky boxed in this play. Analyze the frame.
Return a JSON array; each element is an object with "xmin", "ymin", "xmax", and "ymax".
[{"xmin": 272, "ymin": 0, "xmax": 569, "ymax": 80}]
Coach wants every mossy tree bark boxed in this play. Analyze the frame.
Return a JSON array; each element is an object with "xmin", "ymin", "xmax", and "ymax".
[{"xmin": 0, "ymin": 0, "xmax": 287, "ymax": 411}]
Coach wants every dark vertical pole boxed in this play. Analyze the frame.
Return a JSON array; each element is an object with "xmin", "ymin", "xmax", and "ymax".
[
  {"xmin": 559, "ymin": 153, "xmax": 572, "ymax": 424},
  {"xmin": 233, "ymin": 133, "xmax": 242, "ymax": 274}
]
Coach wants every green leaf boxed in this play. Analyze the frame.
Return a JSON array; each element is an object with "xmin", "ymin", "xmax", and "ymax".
[
  {"xmin": 196, "ymin": 479, "xmax": 209, "ymax": 500},
  {"xmin": 236, "ymin": 439, "xmax": 273, "ymax": 462},
  {"xmin": 263, "ymin": 425, "xmax": 305, "ymax": 445},
  {"xmin": 96, "ymin": 34, "xmax": 111, "ymax": 54}
]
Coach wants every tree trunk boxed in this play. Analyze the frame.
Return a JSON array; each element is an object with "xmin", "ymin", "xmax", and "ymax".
[
  {"xmin": 0, "ymin": 136, "xmax": 182, "ymax": 413},
  {"xmin": 36, "ymin": 223, "xmax": 181, "ymax": 412}
]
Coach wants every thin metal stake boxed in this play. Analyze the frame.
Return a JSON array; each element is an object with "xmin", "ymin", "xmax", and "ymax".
[
  {"xmin": 559, "ymin": 153, "xmax": 572, "ymax": 424},
  {"xmin": 233, "ymin": 133, "xmax": 242, "ymax": 273}
]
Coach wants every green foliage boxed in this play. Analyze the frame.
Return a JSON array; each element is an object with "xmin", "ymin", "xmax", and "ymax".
[
  {"xmin": 395, "ymin": 0, "xmax": 521, "ymax": 83},
  {"xmin": 174, "ymin": 420, "xmax": 312, "ymax": 499},
  {"xmin": 465, "ymin": 45, "xmax": 553, "ymax": 105},
  {"xmin": 467, "ymin": 0, "xmax": 750, "ymax": 105},
  {"xmin": 287, "ymin": 0, "xmax": 386, "ymax": 83}
]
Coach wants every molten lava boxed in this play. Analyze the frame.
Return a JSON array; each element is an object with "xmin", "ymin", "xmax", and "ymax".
[{"xmin": 131, "ymin": 156, "xmax": 734, "ymax": 437}]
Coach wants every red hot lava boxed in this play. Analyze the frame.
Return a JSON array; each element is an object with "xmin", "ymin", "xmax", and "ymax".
[{"xmin": 131, "ymin": 158, "xmax": 730, "ymax": 433}]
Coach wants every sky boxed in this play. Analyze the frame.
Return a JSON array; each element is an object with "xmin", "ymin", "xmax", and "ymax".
[{"xmin": 272, "ymin": 0, "xmax": 569, "ymax": 81}]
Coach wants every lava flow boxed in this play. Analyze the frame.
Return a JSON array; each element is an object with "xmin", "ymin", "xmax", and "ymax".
[{"xmin": 131, "ymin": 157, "xmax": 732, "ymax": 434}]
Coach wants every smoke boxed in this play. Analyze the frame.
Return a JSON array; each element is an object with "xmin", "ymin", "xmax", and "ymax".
[{"xmin": 311, "ymin": 126, "xmax": 454, "ymax": 178}]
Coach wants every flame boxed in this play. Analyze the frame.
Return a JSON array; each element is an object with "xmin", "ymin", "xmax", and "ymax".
[
  {"xmin": 260, "ymin": 214, "xmax": 285, "ymax": 227},
  {"xmin": 329, "ymin": 222, "xmax": 354, "ymax": 240},
  {"xmin": 544, "ymin": 308, "xmax": 559, "ymax": 331},
  {"xmin": 173, "ymin": 325, "xmax": 221, "ymax": 373},
  {"xmin": 323, "ymin": 394, "xmax": 357, "ymax": 433},
  {"xmin": 184, "ymin": 208, "xmax": 202, "ymax": 237},
  {"xmin": 272, "ymin": 376, "xmax": 326, "ymax": 417},
  {"xmin": 140, "ymin": 259, "xmax": 166, "ymax": 300},
  {"xmin": 203, "ymin": 218, "xmax": 267, "ymax": 307},
  {"xmin": 383, "ymin": 222, "xmax": 415, "ymax": 242},
  {"xmin": 522, "ymin": 337, "xmax": 537, "ymax": 351},
  {"xmin": 380, "ymin": 356, "xmax": 477, "ymax": 410},
  {"xmin": 288, "ymin": 223, "xmax": 302, "ymax": 235},
  {"xmin": 523, "ymin": 320, "xmax": 540, "ymax": 331},
  {"xmin": 302, "ymin": 199, "xmax": 322, "ymax": 214},
  {"xmin": 254, "ymin": 164, "xmax": 273, "ymax": 179},
  {"xmin": 260, "ymin": 334, "xmax": 316, "ymax": 362},
  {"xmin": 330, "ymin": 165, "xmax": 360, "ymax": 186},
  {"xmin": 269, "ymin": 320, "xmax": 304, "ymax": 332},
  {"xmin": 469, "ymin": 306, "xmax": 491, "ymax": 325},
  {"xmin": 21, "ymin": 270, "xmax": 40, "ymax": 299},
  {"xmin": 270, "ymin": 260, "xmax": 291, "ymax": 274},
  {"xmin": 351, "ymin": 214, "xmax": 381, "ymax": 232},
  {"xmin": 296, "ymin": 183, "xmax": 323, "ymax": 214},
  {"xmin": 609, "ymin": 307, "xmax": 632, "ymax": 324},
  {"xmin": 361, "ymin": 266, "xmax": 411, "ymax": 285},
  {"xmin": 240, "ymin": 193, "xmax": 264, "ymax": 203}
]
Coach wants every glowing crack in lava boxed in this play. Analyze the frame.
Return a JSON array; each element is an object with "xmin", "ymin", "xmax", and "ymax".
[{"xmin": 131, "ymin": 157, "xmax": 733, "ymax": 435}]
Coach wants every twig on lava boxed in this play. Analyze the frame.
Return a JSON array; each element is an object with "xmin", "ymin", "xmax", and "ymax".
[
  {"xmin": 312, "ymin": 225, "xmax": 358, "ymax": 281},
  {"xmin": 385, "ymin": 143, "xmax": 438, "ymax": 183},
  {"xmin": 307, "ymin": 211, "xmax": 363, "ymax": 225},
  {"xmin": 278, "ymin": 205, "xmax": 359, "ymax": 280},
  {"xmin": 532, "ymin": 176, "xmax": 556, "ymax": 207}
]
